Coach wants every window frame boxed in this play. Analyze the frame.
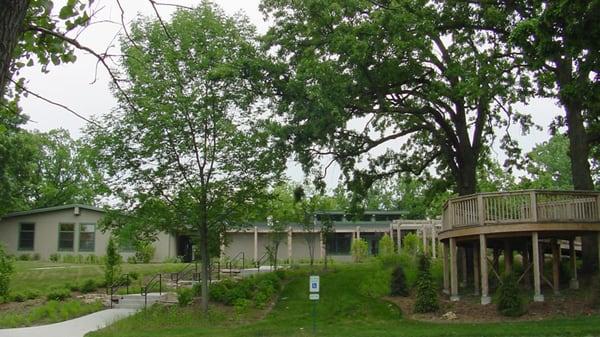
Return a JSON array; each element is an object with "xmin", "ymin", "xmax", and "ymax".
[
  {"xmin": 78, "ymin": 223, "xmax": 96, "ymax": 252},
  {"xmin": 57, "ymin": 223, "xmax": 76, "ymax": 252},
  {"xmin": 18, "ymin": 222, "xmax": 35, "ymax": 251}
]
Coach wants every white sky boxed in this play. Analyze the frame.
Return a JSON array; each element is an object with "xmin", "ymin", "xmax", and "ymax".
[{"xmin": 18, "ymin": 0, "xmax": 563, "ymax": 189}]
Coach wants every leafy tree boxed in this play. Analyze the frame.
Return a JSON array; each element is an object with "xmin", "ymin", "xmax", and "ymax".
[
  {"xmin": 351, "ymin": 239, "xmax": 368, "ymax": 263},
  {"xmin": 104, "ymin": 236, "xmax": 121, "ymax": 289},
  {"xmin": 519, "ymin": 134, "xmax": 574, "ymax": 190},
  {"xmin": 88, "ymin": 4, "xmax": 284, "ymax": 312},
  {"xmin": 413, "ymin": 253, "xmax": 439, "ymax": 313},
  {"xmin": 261, "ymin": 0, "xmax": 532, "ymax": 197},
  {"xmin": 379, "ymin": 234, "xmax": 395, "ymax": 258},
  {"xmin": 265, "ymin": 215, "xmax": 286, "ymax": 269},
  {"xmin": 390, "ymin": 265, "xmax": 409, "ymax": 297}
]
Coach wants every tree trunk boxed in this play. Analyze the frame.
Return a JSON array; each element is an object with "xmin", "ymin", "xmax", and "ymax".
[
  {"xmin": 199, "ymin": 200, "xmax": 209, "ymax": 313},
  {"xmin": 0, "ymin": 0, "xmax": 29, "ymax": 98},
  {"xmin": 556, "ymin": 59, "xmax": 597, "ymax": 273}
]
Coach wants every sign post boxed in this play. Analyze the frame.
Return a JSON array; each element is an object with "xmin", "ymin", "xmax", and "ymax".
[{"xmin": 309, "ymin": 275, "xmax": 319, "ymax": 335}]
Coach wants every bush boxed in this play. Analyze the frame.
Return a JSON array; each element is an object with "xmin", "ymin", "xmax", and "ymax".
[
  {"xmin": 402, "ymin": 233, "xmax": 422, "ymax": 255},
  {"xmin": 234, "ymin": 298, "xmax": 251, "ymax": 315},
  {"xmin": 359, "ymin": 268, "xmax": 390, "ymax": 299},
  {"xmin": 379, "ymin": 234, "xmax": 395, "ymax": 258},
  {"xmin": 32, "ymin": 253, "xmax": 41, "ymax": 261},
  {"xmin": 391, "ymin": 265, "xmax": 409, "ymax": 297},
  {"xmin": 0, "ymin": 245, "xmax": 14, "ymax": 297},
  {"xmin": 104, "ymin": 237, "xmax": 122, "ymax": 288},
  {"xmin": 351, "ymin": 239, "xmax": 369, "ymax": 263},
  {"xmin": 80, "ymin": 279, "xmax": 97, "ymax": 293},
  {"xmin": 49, "ymin": 253, "xmax": 60, "ymax": 262},
  {"xmin": 192, "ymin": 283, "xmax": 202, "ymax": 297},
  {"xmin": 10, "ymin": 292, "xmax": 27, "ymax": 302},
  {"xmin": 496, "ymin": 272, "xmax": 526, "ymax": 317},
  {"xmin": 177, "ymin": 288, "xmax": 194, "ymax": 307},
  {"xmin": 24, "ymin": 289, "xmax": 41, "ymax": 300},
  {"xmin": 46, "ymin": 288, "xmax": 71, "ymax": 301},
  {"xmin": 134, "ymin": 242, "xmax": 155, "ymax": 264},
  {"xmin": 18, "ymin": 254, "xmax": 31, "ymax": 261},
  {"xmin": 413, "ymin": 254, "xmax": 439, "ymax": 313}
]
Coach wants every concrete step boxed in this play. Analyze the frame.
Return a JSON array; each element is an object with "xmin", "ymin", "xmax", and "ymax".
[{"xmin": 111, "ymin": 293, "xmax": 167, "ymax": 309}]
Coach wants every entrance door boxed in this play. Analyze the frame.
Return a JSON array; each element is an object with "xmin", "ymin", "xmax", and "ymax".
[{"xmin": 177, "ymin": 236, "xmax": 193, "ymax": 262}]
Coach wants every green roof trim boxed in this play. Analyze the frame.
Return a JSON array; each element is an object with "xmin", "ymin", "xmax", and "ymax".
[{"xmin": 2, "ymin": 204, "xmax": 106, "ymax": 219}]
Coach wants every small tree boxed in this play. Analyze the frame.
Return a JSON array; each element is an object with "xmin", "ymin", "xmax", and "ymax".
[
  {"xmin": 351, "ymin": 239, "xmax": 368, "ymax": 263},
  {"xmin": 390, "ymin": 265, "xmax": 409, "ymax": 297},
  {"xmin": 414, "ymin": 254, "xmax": 439, "ymax": 313},
  {"xmin": 320, "ymin": 215, "xmax": 335, "ymax": 271},
  {"xmin": 104, "ymin": 237, "xmax": 122, "ymax": 289},
  {"xmin": 266, "ymin": 216, "xmax": 286, "ymax": 269},
  {"xmin": 0, "ymin": 244, "xmax": 14, "ymax": 297},
  {"xmin": 379, "ymin": 234, "xmax": 395, "ymax": 258},
  {"xmin": 402, "ymin": 232, "xmax": 422, "ymax": 255},
  {"xmin": 496, "ymin": 272, "xmax": 526, "ymax": 317}
]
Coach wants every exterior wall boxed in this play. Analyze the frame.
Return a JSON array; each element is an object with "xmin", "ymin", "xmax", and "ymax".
[{"xmin": 0, "ymin": 207, "xmax": 175, "ymax": 262}]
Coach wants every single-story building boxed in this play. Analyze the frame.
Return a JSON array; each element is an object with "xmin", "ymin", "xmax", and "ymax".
[
  {"xmin": 0, "ymin": 204, "xmax": 176, "ymax": 262},
  {"xmin": 0, "ymin": 205, "xmax": 440, "ymax": 263}
]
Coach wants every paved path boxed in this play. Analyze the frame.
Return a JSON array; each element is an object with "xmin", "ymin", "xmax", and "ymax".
[{"xmin": 0, "ymin": 308, "xmax": 137, "ymax": 337}]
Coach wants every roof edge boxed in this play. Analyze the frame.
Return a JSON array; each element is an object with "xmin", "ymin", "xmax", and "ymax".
[{"xmin": 2, "ymin": 204, "xmax": 106, "ymax": 219}]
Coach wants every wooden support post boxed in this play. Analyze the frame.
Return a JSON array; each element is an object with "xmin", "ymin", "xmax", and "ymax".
[
  {"xmin": 552, "ymin": 238, "xmax": 560, "ymax": 295},
  {"xmin": 356, "ymin": 226, "xmax": 361, "ymax": 240},
  {"xmin": 320, "ymin": 232, "xmax": 325, "ymax": 259},
  {"xmin": 432, "ymin": 226, "xmax": 437, "ymax": 258},
  {"xmin": 443, "ymin": 241, "xmax": 449, "ymax": 295},
  {"xmin": 253, "ymin": 226, "xmax": 258, "ymax": 262},
  {"xmin": 532, "ymin": 232, "xmax": 544, "ymax": 302},
  {"xmin": 504, "ymin": 240, "xmax": 513, "ymax": 274},
  {"xmin": 569, "ymin": 238, "xmax": 579, "ymax": 289},
  {"xmin": 460, "ymin": 247, "xmax": 468, "ymax": 287},
  {"xmin": 479, "ymin": 234, "xmax": 491, "ymax": 304},
  {"xmin": 287, "ymin": 227, "xmax": 293, "ymax": 264},
  {"xmin": 473, "ymin": 244, "xmax": 480, "ymax": 296},
  {"xmin": 397, "ymin": 226, "xmax": 402, "ymax": 252},
  {"xmin": 450, "ymin": 238, "xmax": 459, "ymax": 301}
]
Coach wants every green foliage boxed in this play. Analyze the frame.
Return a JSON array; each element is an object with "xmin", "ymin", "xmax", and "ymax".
[
  {"xmin": 496, "ymin": 273, "xmax": 526, "ymax": 317},
  {"xmin": 177, "ymin": 288, "xmax": 194, "ymax": 307},
  {"xmin": 378, "ymin": 234, "xmax": 395, "ymax": 258},
  {"xmin": 0, "ymin": 244, "xmax": 14, "ymax": 297},
  {"xmin": 234, "ymin": 298, "xmax": 251, "ymax": 316},
  {"xmin": 413, "ymin": 254, "xmax": 439, "ymax": 313},
  {"xmin": 18, "ymin": 254, "xmax": 31, "ymax": 261},
  {"xmin": 402, "ymin": 233, "xmax": 422, "ymax": 256},
  {"xmin": 10, "ymin": 291, "xmax": 27, "ymax": 302},
  {"xmin": 104, "ymin": 237, "xmax": 121, "ymax": 288},
  {"xmin": 390, "ymin": 265, "xmax": 409, "ymax": 297},
  {"xmin": 80, "ymin": 279, "xmax": 96, "ymax": 293},
  {"xmin": 46, "ymin": 287, "xmax": 71, "ymax": 301},
  {"xmin": 592, "ymin": 274, "xmax": 600, "ymax": 309},
  {"xmin": 359, "ymin": 268, "xmax": 390, "ymax": 299},
  {"xmin": 0, "ymin": 299, "xmax": 103, "ymax": 328},
  {"xmin": 49, "ymin": 253, "xmax": 60, "ymax": 262},
  {"xmin": 351, "ymin": 239, "xmax": 369, "ymax": 263},
  {"xmin": 134, "ymin": 242, "xmax": 155, "ymax": 264},
  {"xmin": 209, "ymin": 272, "xmax": 283, "ymax": 308}
]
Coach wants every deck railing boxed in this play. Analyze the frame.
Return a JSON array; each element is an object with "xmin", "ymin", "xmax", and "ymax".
[{"xmin": 442, "ymin": 190, "xmax": 600, "ymax": 231}]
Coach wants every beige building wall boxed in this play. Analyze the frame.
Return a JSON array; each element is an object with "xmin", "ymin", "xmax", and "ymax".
[{"xmin": 0, "ymin": 206, "xmax": 175, "ymax": 262}]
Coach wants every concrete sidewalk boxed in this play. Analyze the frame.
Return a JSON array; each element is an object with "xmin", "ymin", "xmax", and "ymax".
[{"xmin": 0, "ymin": 308, "xmax": 137, "ymax": 337}]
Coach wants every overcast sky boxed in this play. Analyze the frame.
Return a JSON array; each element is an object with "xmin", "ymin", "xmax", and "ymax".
[{"xmin": 18, "ymin": 0, "xmax": 563, "ymax": 188}]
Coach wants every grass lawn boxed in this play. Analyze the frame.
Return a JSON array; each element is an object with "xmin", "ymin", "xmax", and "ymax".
[
  {"xmin": 11, "ymin": 261, "xmax": 183, "ymax": 294},
  {"xmin": 87, "ymin": 263, "xmax": 600, "ymax": 337}
]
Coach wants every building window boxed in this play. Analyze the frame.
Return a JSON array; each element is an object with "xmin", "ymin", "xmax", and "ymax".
[
  {"xmin": 326, "ymin": 233, "xmax": 352, "ymax": 255},
  {"xmin": 79, "ymin": 223, "xmax": 95, "ymax": 252},
  {"xmin": 58, "ymin": 223, "xmax": 75, "ymax": 251},
  {"xmin": 18, "ymin": 223, "xmax": 35, "ymax": 250}
]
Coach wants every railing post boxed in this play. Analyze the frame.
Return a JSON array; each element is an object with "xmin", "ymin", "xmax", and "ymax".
[
  {"xmin": 477, "ymin": 194, "xmax": 485, "ymax": 226},
  {"xmin": 531, "ymin": 191, "xmax": 538, "ymax": 222}
]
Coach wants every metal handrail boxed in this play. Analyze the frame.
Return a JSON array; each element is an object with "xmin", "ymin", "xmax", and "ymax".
[
  {"xmin": 255, "ymin": 251, "xmax": 270, "ymax": 271},
  {"xmin": 109, "ymin": 273, "xmax": 130, "ymax": 309},
  {"xmin": 171, "ymin": 261, "xmax": 199, "ymax": 287},
  {"xmin": 226, "ymin": 252, "xmax": 245, "ymax": 276},
  {"xmin": 141, "ymin": 273, "xmax": 163, "ymax": 308}
]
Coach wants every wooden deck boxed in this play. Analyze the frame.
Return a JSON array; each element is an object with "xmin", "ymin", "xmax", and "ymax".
[{"xmin": 439, "ymin": 190, "xmax": 600, "ymax": 240}]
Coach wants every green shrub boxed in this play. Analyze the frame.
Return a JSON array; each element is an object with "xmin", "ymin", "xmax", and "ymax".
[
  {"xmin": 127, "ymin": 256, "xmax": 137, "ymax": 264},
  {"xmin": 402, "ymin": 232, "xmax": 422, "ymax": 255},
  {"xmin": 391, "ymin": 265, "xmax": 409, "ymax": 296},
  {"xmin": 359, "ymin": 268, "xmax": 391, "ymax": 298},
  {"xmin": 32, "ymin": 253, "xmax": 41, "ymax": 261},
  {"xmin": 24, "ymin": 289, "xmax": 41, "ymax": 300},
  {"xmin": 80, "ymin": 279, "xmax": 97, "ymax": 293},
  {"xmin": 49, "ymin": 253, "xmax": 61, "ymax": 262},
  {"xmin": 496, "ymin": 272, "xmax": 526, "ymax": 317},
  {"xmin": 66, "ymin": 282, "xmax": 80, "ymax": 292},
  {"xmin": 177, "ymin": 288, "xmax": 194, "ymax": 307},
  {"xmin": 10, "ymin": 292, "xmax": 27, "ymax": 302},
  {"xmin": 0, "ymin": 245, "xmax": 14, "ymax": 297},
  {"xmin": 351, "ymin": 239, "xmax": 369, "ymax": 262},
  {"xmin": 104, "ymin": 237, "xmax": 122, "ymax": 288},
  {"xmin": 235, "ymin": 298, "xmax": 251, "ymax": 314},
  {"xmin": 413, "ymin": 254, "xmax": 439, "ymax": 313},
  {"xmin": 379, "ymin": 234, "xmax": 395, "ymax": 258},
  {"xmin": 46, "ymin": 288, "xmax": 71, "ymax": 301},
  {"xmin": 134, "ymin": 242, "xmax": 155, "ymax": 264},
  {"xmin": 192, "ymin": 283, "xmax": 202, "ymax": 296},
  {"xmin": 18, "ymin": 254, "xmax": 31, "ymax": 261}
]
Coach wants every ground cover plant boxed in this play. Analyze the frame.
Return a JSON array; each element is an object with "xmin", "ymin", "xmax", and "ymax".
[
  {"xmin": 0, "ymin": 299, "xmax": 103, "ymax": 328},
  {"xmin": 87, "ymin": 263, "xmax": 600, "ymax": 337}
]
